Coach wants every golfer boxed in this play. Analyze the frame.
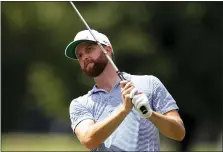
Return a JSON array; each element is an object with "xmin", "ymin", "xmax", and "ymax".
[{"xmin": 65, "ymin": 29, "xmax": 185, "ymax": 151}]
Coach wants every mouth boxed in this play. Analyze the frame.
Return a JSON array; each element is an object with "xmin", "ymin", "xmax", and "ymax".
[
  {"xmin": 87, "ymin": 62, "xmax": 93, "ymax": 67},
  {"xmin": 85, "ymin": 61, "xmax": 93, "ymax": 68}
]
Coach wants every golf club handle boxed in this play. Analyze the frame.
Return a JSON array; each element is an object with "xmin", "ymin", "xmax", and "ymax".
[
  {"xmin": 134, "ymin": 93, "xmax": 149, "ymax": 115},
  {"xmin": 140, "ymin": 105, "xmax": 148, "ymax": 114},
  {"xmin": 117, "ymin": 71, "xmax": 148, "ymax": 114}
]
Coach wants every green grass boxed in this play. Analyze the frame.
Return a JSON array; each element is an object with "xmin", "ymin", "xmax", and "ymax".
[
  {"xmin": 2, "ymin": 133, "xmax": 88, "ymax": 151},
  {"xmin": 2, "ymin": 133, "xmax": 221, "ymax": 151}
]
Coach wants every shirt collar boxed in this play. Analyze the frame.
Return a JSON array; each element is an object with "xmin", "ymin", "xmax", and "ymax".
[{"xmin": 88, "ymin": 72, "xmax": 132, "ymax": 95}]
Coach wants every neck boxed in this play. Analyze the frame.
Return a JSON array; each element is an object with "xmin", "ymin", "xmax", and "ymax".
[{"xmin": 94, "ymin": 63, "xmax": 120, "ymax": 92}]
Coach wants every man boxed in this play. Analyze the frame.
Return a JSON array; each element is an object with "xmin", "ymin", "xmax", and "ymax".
[{"xmin": 65, "ymin": 29, "xmax": 185, "ymax": 151}]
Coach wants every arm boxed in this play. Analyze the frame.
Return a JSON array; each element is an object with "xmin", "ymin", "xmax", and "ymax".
[
  {"xmin": 132, "ymin": 76, "xmax": 185, "ymax": 141},
  {"xmin": 75, "ymin": 106, "xmax": 129, "ymax": 149},
  {"xmin": 73, "ymin": 81, "xmax": 135, "ymax": 149},
  {"xmin": 148, "ymin": 110, "xmax": 185, "ymax": 141},
  {"xmin": 132, "ymin": 93, "xmax": 185, "ymax": 141}
]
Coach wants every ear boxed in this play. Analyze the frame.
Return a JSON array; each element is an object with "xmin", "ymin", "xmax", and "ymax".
[{"xmin": 104, "ymin": 45, "xmax": 113, "ymax": 57}]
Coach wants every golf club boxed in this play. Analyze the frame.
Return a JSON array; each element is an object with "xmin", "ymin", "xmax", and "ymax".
[{"xmin": 69, "ymin": 1, "xmax": 148, "ymax": 114}]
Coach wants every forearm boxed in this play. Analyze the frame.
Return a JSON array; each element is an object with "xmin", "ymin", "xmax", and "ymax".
[
  {"xmin": 84, "ymin": 106, "xmax": 129, "ymax": 149},
  {"xmin": 148, "ymin": 111, "xmax": 185, "ymax": 141}
]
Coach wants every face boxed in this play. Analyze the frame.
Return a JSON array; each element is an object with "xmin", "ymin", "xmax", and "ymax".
[{"xmin": 75, "ymin": 42, "xmax": 111, "ymax": 78}]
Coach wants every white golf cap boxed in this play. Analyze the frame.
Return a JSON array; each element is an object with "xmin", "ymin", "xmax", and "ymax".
[{"xmin": 65, "ymin": 29, "xmax": 112, "ymax": 60}]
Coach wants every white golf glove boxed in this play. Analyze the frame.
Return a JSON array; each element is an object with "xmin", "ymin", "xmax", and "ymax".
[{"xmin": 130, "ymin": 88, "xmax": 153, "ymax": 118}]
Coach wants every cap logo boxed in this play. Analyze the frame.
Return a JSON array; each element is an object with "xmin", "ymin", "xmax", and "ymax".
[{"xmin": 103, "ymin": 40, "xmax": 108, "ymax": 44}]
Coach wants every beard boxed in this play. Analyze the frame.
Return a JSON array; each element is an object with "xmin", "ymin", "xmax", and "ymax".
[{"xmin": 81, "ymin": 52, "xmax": 108, "ymax": 78}]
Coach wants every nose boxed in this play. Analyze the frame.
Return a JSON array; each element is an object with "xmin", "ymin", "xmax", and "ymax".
[{"xmin": 82, "ymin": 53, "xmax": 88, "ymax": 61}]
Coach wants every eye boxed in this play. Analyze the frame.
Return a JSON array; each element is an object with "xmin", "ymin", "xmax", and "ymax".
[
  {"xmin": 77, "ymin": 53, "xmax": 82, "ymax": 58},
  {"xmin": 88, "ymin": 46, "xmax": 93, "ymax": 50},
  {"xmin": 86, "ymin": 46, "xmax": 93, "ymax": 53}
]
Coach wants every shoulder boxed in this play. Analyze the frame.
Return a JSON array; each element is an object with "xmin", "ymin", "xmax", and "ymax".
[
  {"xmin": 69, "ymin": 90, "xmax": 92, "ymax": 109},
  {"xmin": 124, "ymin": 72, "xmax": 161, "ymax": 92},
  {"xmin": 126, "ymin": 72, "xmax": 160, "ymax": 84}
]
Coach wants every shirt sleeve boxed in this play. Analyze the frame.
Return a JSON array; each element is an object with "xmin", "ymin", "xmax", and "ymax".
[
  {"xmin": 69, "ymin": 96, "xmax": 95, "ymax": 133},
  {"xmin": 151, "ymin": 76, "xmax": 179, "ymax": 114}
]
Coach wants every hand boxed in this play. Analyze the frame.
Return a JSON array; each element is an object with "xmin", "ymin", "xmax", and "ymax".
[
  {"xmin": 120, "ymin": 81, "xmax": 136, "ymax": 113},
  {"xmin": 132, "ymin": 93, "xmax": 153, "ymax": 118}
]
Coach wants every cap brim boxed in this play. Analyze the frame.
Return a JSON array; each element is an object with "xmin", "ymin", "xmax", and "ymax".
[{"xmin": 65, "ymin": 40, "xmax": 94, "ymax": 60}]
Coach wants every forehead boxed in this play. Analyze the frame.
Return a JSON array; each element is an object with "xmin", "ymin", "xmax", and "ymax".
[{"xmin": 75, "ymin": 41, "xmax": 97, "ymax": 54}]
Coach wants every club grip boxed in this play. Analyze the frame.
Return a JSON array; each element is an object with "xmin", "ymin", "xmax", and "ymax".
[
  {"xmin": 140, "ymin": 105, "xmax": 148, "ymax": 114},
  {"xmin": 117, "ymin": 71, "xmax": 148, "ymax": 115}
]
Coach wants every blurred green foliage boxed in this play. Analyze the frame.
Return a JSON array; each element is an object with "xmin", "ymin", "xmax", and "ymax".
[
  {"xmin": 2, "ymin": 1, "xmax": 221, "ymax": 134},
  {"xmin": 28, "ymin": 62, "xmax": 68, "ymax": 119}
]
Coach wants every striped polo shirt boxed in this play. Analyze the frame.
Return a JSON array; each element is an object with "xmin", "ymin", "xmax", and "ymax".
[{"xmin": 69, "ymin": 72, "xmax": 179, "ymax": 151}]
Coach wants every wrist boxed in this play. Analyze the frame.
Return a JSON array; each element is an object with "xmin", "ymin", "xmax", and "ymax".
[
  {"xmin": 147, "ymin": 111, "xmax": 154, "ymax": 119},
  {"xmin": 120, "ymin": 106, "xmax": 131, "ymax": 116}
]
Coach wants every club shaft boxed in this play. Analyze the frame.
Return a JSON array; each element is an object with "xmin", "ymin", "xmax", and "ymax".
[
  {"xmin": 69, "ymin": 2, "xmax": 121, "ymax": 76},
  {"xmin": 69, "ymin": 2, "xmax": 97, "ymax": 43}
]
